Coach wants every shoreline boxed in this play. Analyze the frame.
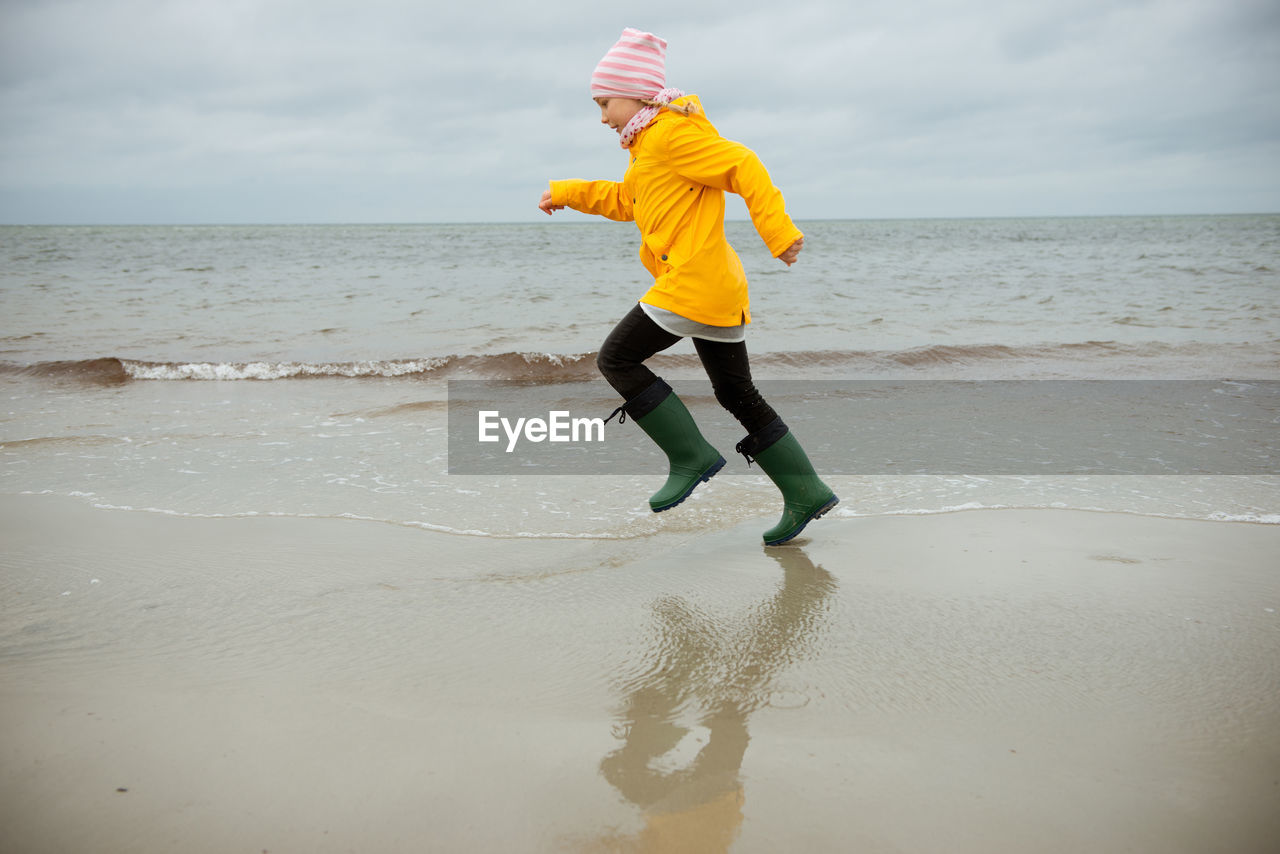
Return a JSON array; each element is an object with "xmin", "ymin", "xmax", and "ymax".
[
  {"xmin": 14, "ymin": 487, "xmax": 1280, "ymax": 536},
  {"xmin": 2, "ymin": 493, "xmax": 1278, "ymax": 853}
]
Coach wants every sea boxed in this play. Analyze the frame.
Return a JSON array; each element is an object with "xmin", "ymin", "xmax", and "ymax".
[{"xmin": 2, "ymin": 215, "xmax": 1278, "ymax": 538}]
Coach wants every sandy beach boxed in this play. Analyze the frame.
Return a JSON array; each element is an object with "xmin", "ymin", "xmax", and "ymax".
[{"xmin": 2, "ymin": 493, "xmax": 1277, "ymax": 853}]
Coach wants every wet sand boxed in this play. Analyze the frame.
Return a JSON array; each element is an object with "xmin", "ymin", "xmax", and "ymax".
[{"xmin": 2, "ymin": 494, "xmax": 1278, "ymax": 853}]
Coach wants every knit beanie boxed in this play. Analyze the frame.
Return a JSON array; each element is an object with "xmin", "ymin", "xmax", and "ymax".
[{"xmin": 590, "ymin": 28, "xmax": 667, "ymax": 100}]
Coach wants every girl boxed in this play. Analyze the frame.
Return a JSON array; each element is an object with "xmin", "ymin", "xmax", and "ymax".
[{"xmin": 539, "ymin": 27, "xmax": 837, "ymax": 545}]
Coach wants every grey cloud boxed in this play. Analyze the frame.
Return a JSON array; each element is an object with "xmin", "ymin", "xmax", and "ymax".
[{"xmin": 0, "ymin": 0, "xmax": 1276, "ymax": 223}]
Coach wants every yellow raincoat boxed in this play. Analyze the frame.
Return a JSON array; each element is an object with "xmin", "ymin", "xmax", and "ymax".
[{"xmin": 548, "ymin": 95, "xmax": 803, "ymax": 327}]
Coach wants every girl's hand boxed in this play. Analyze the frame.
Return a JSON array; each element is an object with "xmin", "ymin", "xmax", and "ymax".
[
  {"xmin": 778, "ymin": 237, "xmax": 804, "ymax": 266},
  {"xmin": 539, "ymin": 189, "xmax": 565, "ymax": 216}
]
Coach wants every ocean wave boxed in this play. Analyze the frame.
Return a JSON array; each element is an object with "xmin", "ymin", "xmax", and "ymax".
[
  {"xmin": 0, "ymin": 434, "xmax": 129, "ymax": 450},
  {"xmin": 0, "ymin": 340, "xmax": 1266, "ymax": 386},
  {"xmin": 879, "ymin": 340, "xmax": 1183, "ymax": 367},
  {"xmin": 0, "ymin": 352, "xmax": 600, "ymax": 384}
]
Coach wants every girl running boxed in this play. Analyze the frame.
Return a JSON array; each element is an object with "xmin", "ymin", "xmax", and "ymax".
[{"xmin": 539, "ymin": 28, "xmax": 837, "ymax": 545}]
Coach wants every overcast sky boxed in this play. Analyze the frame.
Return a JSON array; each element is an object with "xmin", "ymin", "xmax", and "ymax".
[{"xmin": 1, "ymin": 0, "xmax": 1277, "ymax": 224}]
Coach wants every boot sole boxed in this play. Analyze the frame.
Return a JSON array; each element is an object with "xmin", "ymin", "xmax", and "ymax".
[
  {"xmin": 764, "ymin": 494, "xmax": 840, "ymax": 546},
  {"xmin": 651, "ymin": 456, "xmax": 726, "ymax": 513}
]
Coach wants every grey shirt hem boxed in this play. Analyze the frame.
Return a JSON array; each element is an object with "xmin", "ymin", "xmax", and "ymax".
[{"xmin": 639, "ymin": 302, "xmax": 746, "ymax": 343}]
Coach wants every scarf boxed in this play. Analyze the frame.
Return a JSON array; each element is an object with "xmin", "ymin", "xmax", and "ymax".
[{"xmin": 618, "ymin": 88, "xmax": 687, "ymax": 149}]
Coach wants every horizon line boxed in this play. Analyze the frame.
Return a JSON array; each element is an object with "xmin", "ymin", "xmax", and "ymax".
[{"xmin": 2, "ymin": 211, "xmax": 1277, "ymax": 228}]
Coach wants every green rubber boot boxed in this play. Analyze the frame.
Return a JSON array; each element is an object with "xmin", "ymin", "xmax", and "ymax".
[
  {"xmin": 737, "ymin": 418, "xmax": 838, "ymax": 545},
  {"xmin": 610, "ymin": 378, "xmax": 725, "ymax": 513}
]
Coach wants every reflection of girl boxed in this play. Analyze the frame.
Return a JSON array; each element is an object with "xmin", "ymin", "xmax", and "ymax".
[
  {"xmin": 539, "ymin": 28, "xmax": 837, "ymax": 545},
  {"xmin": 580, "ymin": 547, "xmax": 836, "ymax": 852}
]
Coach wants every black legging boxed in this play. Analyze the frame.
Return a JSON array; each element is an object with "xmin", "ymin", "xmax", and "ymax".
[{"xmin": 597, "ymin": 303, "xmax": 778, "ymax": 434}]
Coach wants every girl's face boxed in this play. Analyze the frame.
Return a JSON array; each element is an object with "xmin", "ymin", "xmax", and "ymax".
[{"xmin": 595, "ymin": 98, "xmax": 645, "ymax": 135}]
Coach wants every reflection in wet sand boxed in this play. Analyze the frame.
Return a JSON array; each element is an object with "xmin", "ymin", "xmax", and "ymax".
[{"xmin": 581, "ymin": 547, "xmax": 837, "ymax": 853}]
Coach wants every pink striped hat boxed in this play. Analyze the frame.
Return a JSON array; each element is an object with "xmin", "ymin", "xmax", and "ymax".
[{"xmin": 590, "ymin": 28, "xmax": 667, "ymax": 100}]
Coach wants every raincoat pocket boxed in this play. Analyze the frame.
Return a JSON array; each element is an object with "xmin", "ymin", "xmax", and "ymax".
[{"xmin": 641, "ymin": 234, "xmax": 674, "ymax": 279}]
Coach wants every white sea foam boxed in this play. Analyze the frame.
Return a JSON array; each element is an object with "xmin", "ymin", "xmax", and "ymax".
[{"xmin": 121, "ymin": 358, "xmax": 451, "ymax": 381}]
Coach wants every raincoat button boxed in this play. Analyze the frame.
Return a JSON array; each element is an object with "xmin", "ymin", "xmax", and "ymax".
[{"xmin": 660, "ymin": 254, "xmax": 668, "ymax": 261}]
